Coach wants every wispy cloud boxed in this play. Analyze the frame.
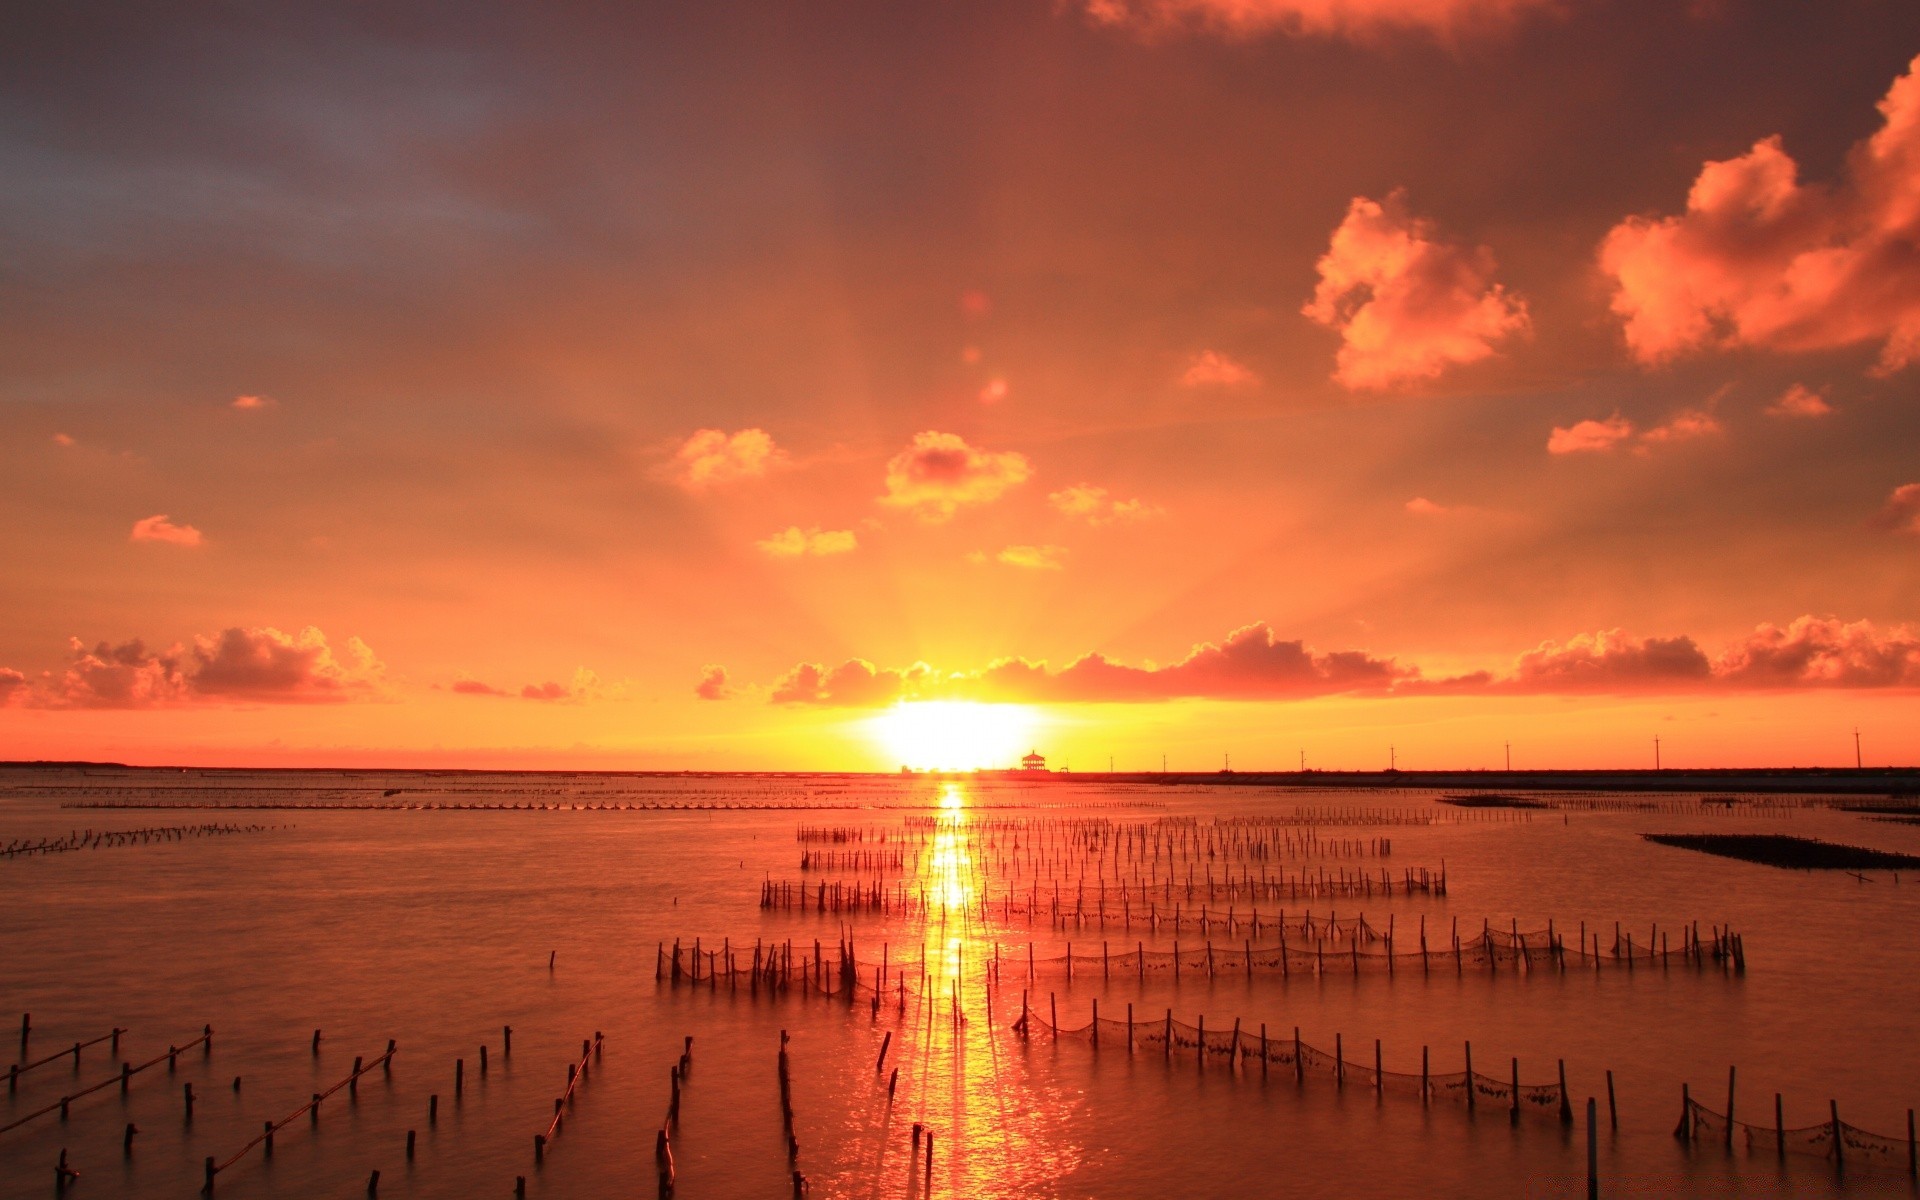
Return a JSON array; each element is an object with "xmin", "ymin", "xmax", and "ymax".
[
  {"xmin": 996, "ymin": 544, "xmax": 1069, "ymax": 570},
  {"xmin": 129, "ymin": 515, "xmax": 205, "ymax": 547},
  {"xmin": 1049, "ymin": 484, "xmax": 1164, "ymax": 526},
  {"xmin": 669, "ymin": 428, "xmax": 786, "ymax": 488},
  {"xmin": 1180, "ymin": 350, "xmax": 1258, "ymax": 389},
  {"xmin": 757, "ymin": 526, "xmax": 858, "ymax": 558}
]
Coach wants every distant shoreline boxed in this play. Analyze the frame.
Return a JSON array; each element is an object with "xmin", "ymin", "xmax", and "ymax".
[{"xmin": 0, "ymin": 761, "xmax": 1914, "ymax": 794}]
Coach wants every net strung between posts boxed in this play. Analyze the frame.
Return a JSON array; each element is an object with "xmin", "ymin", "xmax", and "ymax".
[
  {"xmin": 1682, "ymin": 1096, "xmax": 1918, "ymax": 1176},
  {"xmin": 1017, "ymin": 1005, "xmax": 1571, "ymax": 1123}
]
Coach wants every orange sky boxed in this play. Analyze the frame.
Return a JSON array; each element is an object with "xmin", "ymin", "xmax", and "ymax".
[{"xmin": 3, "ymin": 1, "xmax": 1919, "ymax": 770}]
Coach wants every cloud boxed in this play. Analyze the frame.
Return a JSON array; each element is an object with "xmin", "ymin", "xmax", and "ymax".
[
  {"xmin": 750, "ymin": 614, "xmax": 1920, "ymax": 707},
  {"xmin": 757, "ymin": 526, "xmax": 858, "ymax": 558},
  {"xmin": 130, "ymin": 514, "xmax": 204, "ymax": 546},
  {"xmin": 52, "ymin": 433, "xmax": 76, "ymax": 447},
  {"xmin": 1876, "ymin": 483, "xmax": 1920, "ymax": 535},
  {"xmin": 450, "ymin": 678, "xmax": 511, "ymax": 697},
  {"xmin": 770, "ymin": 659, "xmax": 926, "ymax": 707},
  {"xmin": 0, "ymin": 668, "xmax": 25, "ymax": 706},
  {"xmin": 978, "ymin": 378, "xmax": 1010, "ymax": 404},
  {"xmin": 1766, "ymin": 383, "xmax": 1833, "ymax": 419},
  {"xmin": 520, "ymin": 668, "xmax": 609, "ymax": 703},
  {"xmin": 1079, "ymin": 0, "xmax": 1553, "ymax": 40},
  {"xmin": 1716, "ymin": 616, "xmax": 1920, "ymax": 687},
  {"xmin": 3, "ymin": 626, "xmax": 385, "ymax": 709},
  {"xmin": 1599, "ymin": 54, "xmax": 1920, "ymax": 374},
  {"xmin": 765, "ymin": 622, "xmax": 1408, "ymax": 706},
  {"xmin": 670, "ymin": 428, "xmax": 785, "ymax": 488},
  {"xmin": 1637, "ymin": 408, "xmax": 1722, "ymax": 446},
  {"xmin": 695, "ymin": 665, "xmax": 732, "ymax": 701},
  {"xmin": 1510, "ymin": 630, "xmax": 1714, "ymax": 690},
  {"xmin": 231, "ymin": 395, "xmax": 274, "ymax": 410},
  {"xmin": 1547, "ymin": 414, "xmax": 1634, "ymax": 455},
  {"xmin": 1181, "ymin": 350, "xmax": 1259, "ymax": 388},
  {"xmin": 1404, "ymin": 497, "xmax": 1447, "ymax": 516},
  {"xmin": 996, "ymin": 544, "xmax": 1069, "ymax": 571},
  {"xmin": 1049, "ymin": 484, "xmax": 1165, "ymax": 526},
  {"xmin": 1303, "ymin": 192, "xmax": 1529, "ymax": 390},
  {"xmin": 879, "ymin": 431, "xmax": 1031, "ymax": 521},
  {"xmin": 187, "ymin": 626, "xmax": 386, "ymax": 702}
]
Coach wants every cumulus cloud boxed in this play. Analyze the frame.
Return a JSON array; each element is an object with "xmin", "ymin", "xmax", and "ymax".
[
  {"xmin": 231, "ymin": 395, "xmax": 273, "ymax": 410},
  {"xmin": 1049, "ymin": 484, "xmax": 1165, "ymax": 526},
  {"xmin": 757, "ymin": 526, "xmax": 858, "ymax": 558},
  {"xmin": 879, "ymin": 431, "xmax": 1031, "ymax": 521},
  {"xmin": 1510, "ymin": 630, "xmax": 1713, "ymax": 690},
  {"xmin": 0, "ymin": 668, "xmax": 25, "ymax": 705},
  {"xmin": 1181, "ymin": 350, "xmax": 1259, "ymax": 388},
  {"xmin": 1547, "ymin": 414, "xmax": 1634, "ymax": 455},
  {"xmin": 749, "ymin": 615, "xmax": 1920, "ymax": 707},
  {"xmin": 187, "ymin": 626, "xmax": 386, "ymax": 702},
  {"xmin": 1079, "ymin": 0, "xmax": 1552, "ymax": 40},
  {"xmin": 1303, "ymin": 192, "xmax": 1529, "ymax": 390},
  {"xmin": 520, "ymin": 668, "xmax": 609, "ymax": 703},
  {"xmin": 670, "ymin": 428, "xmax": 785, "ymax": 488},
  {"xmin": 130, "ymin": 514, "xmax": 204, "ymax": 546},
  {"xmin": 1716, "ymin": 616, "xmax": 1920, "ymax": 687},
  {"xmin": 1876, "ymin": 483, "xmax": 1920, "ymax": 535},
  {"xmin": 1766, "ymin": 383, "xmax": 1833, "ymax": 419},
  {"xmin": 695, "ymin": 665, "xmax": 732, "ymax": 701},
  {"xmin": 1600, "ymin": 54, "xmax": 1920, "ymax": 374},
  {"xmin": 770, "ymin": 659, "xmax": 927, "ymax": 707},
  {"xmin": 996, "ymin": 544, "xmax": 1069, "ymax": 571},
  {"xmin": 764, "ymin": 622, "xmax": 1408, "ymax": 706},
  {"xmin": 2, "ymin": 626, "xmax": 385, "ymax": 709}
]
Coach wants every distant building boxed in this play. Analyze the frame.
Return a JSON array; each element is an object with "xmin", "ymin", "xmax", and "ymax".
[{"xmin": 1020, "ymin": 750, "xmax": 1047, "ymax": 772}]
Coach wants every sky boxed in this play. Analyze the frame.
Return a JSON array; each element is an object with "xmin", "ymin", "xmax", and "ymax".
[{"xmin": 3, "ymin": 0, "xmax": 1919, "ymax": 771}]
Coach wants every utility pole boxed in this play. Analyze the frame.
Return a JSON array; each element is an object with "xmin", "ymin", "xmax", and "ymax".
[
  {"xmin": 1108, "ymin": 755, "xmax": 1114, "ymax": 774},
  {"xmin": 1854, "ymin": 727, "xmax": 1863, "ymax": 769},
  {"xmin": 1224, "ymin": 752, "xmax": 1231, "ymax": 772},
  {"xmin": 1389, "ymin": 745, "xmax": 1396, "ymax": 771},
  {"xmin": 1504, "ymin": 741, "xmax": 1511, "ymax": 772},
  {"xmin": 1654, "ymin": 736, "xmax": 1662, "ymax": 770},
  {"xmin": 1162, "ymin": 753, "xmax": 1167, "ymax": 774},
  {"xmin": 1299, "ymin": 749, "xmax": 1305, "ymax": 772}
]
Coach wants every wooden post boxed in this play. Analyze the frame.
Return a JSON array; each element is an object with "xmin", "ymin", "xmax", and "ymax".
[
  {"xmin": 1675, "ymin": 1083, "xmax": 1691, "ymax": 1143},
  {"xmin": 1295, "ymin": 1027, "xmax": 1303, "ymax": 1084},
  {"xmin": 1776, "ymin": 1093, "xmax": 1785, "ymax": 1159},
  {"xmin": 1092, "ymin": 1000, "xmax": 1099, "ymax": 1051},
  {"xmin": 1586, "ymin": 1097, "xmax": 1599, "ymax": 1200},
  {"xmin": 1335, "ymin": 1033, "xmax": 1343, "ymax": 1088},
  {"xmin": 1511, "ymin": 1058, "xmax": 1521, "ymax": 1125},
  {"xmin": 1832, "ymin": 1100, "xmax": 1843, "ymax": 1170},
  {"xmin": 1725, "ymin": 1066, "xmax": 1735, "ymax": 1148},
  {"xmin": 1374, "ymin": 1040, "xmax": 1382, "ymax": 1098},
  {"xmin": 1559, "ymin": 1060, "xmax": 1573, "ymax": 1124},
  {"xmin": 1421, "ymin": 1046, "xmax": 1429, "ymax": 1104},
  {"xmin": 534, "ymin": 1134, "xmax": 546, "ymax": 1163},
  {"xmin": 406, "ymin": 1129, "xmax": 416, "ymax": 1159},
  {"xmin": 504, "ymin": 1026, "xmax": 512, "ymax": 1057}
]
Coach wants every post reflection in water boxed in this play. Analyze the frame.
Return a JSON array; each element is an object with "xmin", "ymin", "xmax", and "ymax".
[{"xmin": 824, "ymin": 780, "xmax": 1083, "ymax": 1199}]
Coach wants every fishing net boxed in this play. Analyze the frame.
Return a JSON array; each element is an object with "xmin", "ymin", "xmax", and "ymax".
[{"xmin": 1682, "ymin": 1098, "xmax": 1917, "ymax": 1175}]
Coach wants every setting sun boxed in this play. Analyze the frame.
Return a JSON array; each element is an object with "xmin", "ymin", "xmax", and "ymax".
[{"xmin": 865, "ymin": 701, "xmax": 1041, "ymax": 772}]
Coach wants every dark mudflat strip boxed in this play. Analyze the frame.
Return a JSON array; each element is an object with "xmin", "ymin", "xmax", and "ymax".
[
  {"xmin": 1438, "ymin": 794, "xmax": 1549, "ymax": 809},
  {"xmin": 1643, "ymin": 833, "xmax": 1920, "ymax": 870},
  {"xmin": 1841, "ymin": 803, "xmax": 1920, "ymax": 815}
]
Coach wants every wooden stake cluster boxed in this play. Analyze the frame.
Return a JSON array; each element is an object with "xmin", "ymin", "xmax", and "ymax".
[
  {"xmin": 533, "ymin": 1033, "xmax": 602, "ymax": 1165},
  {"xmin": 1, "ymin": 1027, "xmax": 211, "ymax": 1136},
  {"xmin": 7, "ymin": 1027, "xmax": 124, "ymax": 1092},
  {"xmin": 200, "ymin": 1037, "xmax": 391, "ymax": 1193},
  {"xmin": 778, "ymin": 1031, "xmax": 808, "ymax": 1196}
]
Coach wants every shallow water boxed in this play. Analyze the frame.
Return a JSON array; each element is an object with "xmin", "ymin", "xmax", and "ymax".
[{"xmin": 3, "ymin": 767, "xmax": 1918, "ymax": 1198}]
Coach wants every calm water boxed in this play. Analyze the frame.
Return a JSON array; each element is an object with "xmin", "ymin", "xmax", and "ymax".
[{"xmin": 3, "ymin": 767, "xmax": 1918, "ymax": 1198}]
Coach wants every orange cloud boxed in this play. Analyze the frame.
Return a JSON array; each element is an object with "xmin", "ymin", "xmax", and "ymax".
[
  {"xmin": 1304, "ymin": 192, "xmax": 1528, "ymax": 390},
  {"xmin": 1600, "ymin": 54, "xmax": 1920, "ymax": 374},
  {"xmin": 1510, "ymin": 630, "xmax": 1713, "ymax": 690},
  {"xmin": 757, "ymin": 526, "xmax": 858, "ymax": 558},
  {"xmin": 1637, "ymin": 407, "xmax": 1722, "ymax": 446},
  {"xmin": 1404, "ymin": 496, "xmax": 1447, "ymax": 515},
  {"xmin": 770, "ymin": 659, "xmax": 926, "ymax": 706},
  {"xmin": 996, "ymin": 544, "xmax": 1068, "ymax": 571},
  {"xmin": 51, "ymin": 433, "xmax": 76, "ymax": 447},
  {"xmin": 879, "ymin": 431, "xmax": 1031, "ymax": 520},
  {"xmin": 1716, "ymin": 616, "xmax": 1920, "ymax": 688},
  {"xmin": 1877, "ymin": 484, "xmax": 1920, "ymax": 535},
  {"xmin": 519, "ymin": 668, "xmax": 609, "ymax": 703},
  {"xmin": 451, "ymin": 678, "xmax": 511, "ymax": 697},
  {"xmin": 1080, "ymin": 0, "xmax": 1553, "ymax": 39},
  {"xmin": 1547, "ymin": 414, "xmax": 1634, "ymax": 454},
  {"xmin": 695, "ymin": 665, "xmax": 731, "ymax": 700},
  {"xmin": 3, "ymin": 626, "xmax": 385, "ymax": 709},
  {"xmin": 670, "ymin": 428, "xmax": 784, "ymax": 488},
  {"xmin": 1766, "ymin": 383, "xmax": 1833, "ymax": 419},
  {"xmin": 130, "ymin": 514, "xmax": 204, "ymax": 546},
  {"xmin": 1181, "ymin": 350, "xmax": 1258, "ymax": 388},
  {"xmin": 231, "ymin": 395, "xmax": 274, "ymax": 410},
  {"xmin": 1049, "ymin": 484, "xmax": 1164, "ymax": 525}
]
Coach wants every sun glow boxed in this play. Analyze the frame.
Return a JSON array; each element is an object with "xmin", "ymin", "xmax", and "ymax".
[{"xmin": 866, "ymin": 701, "xmax": 1040, "ymax": 772}]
